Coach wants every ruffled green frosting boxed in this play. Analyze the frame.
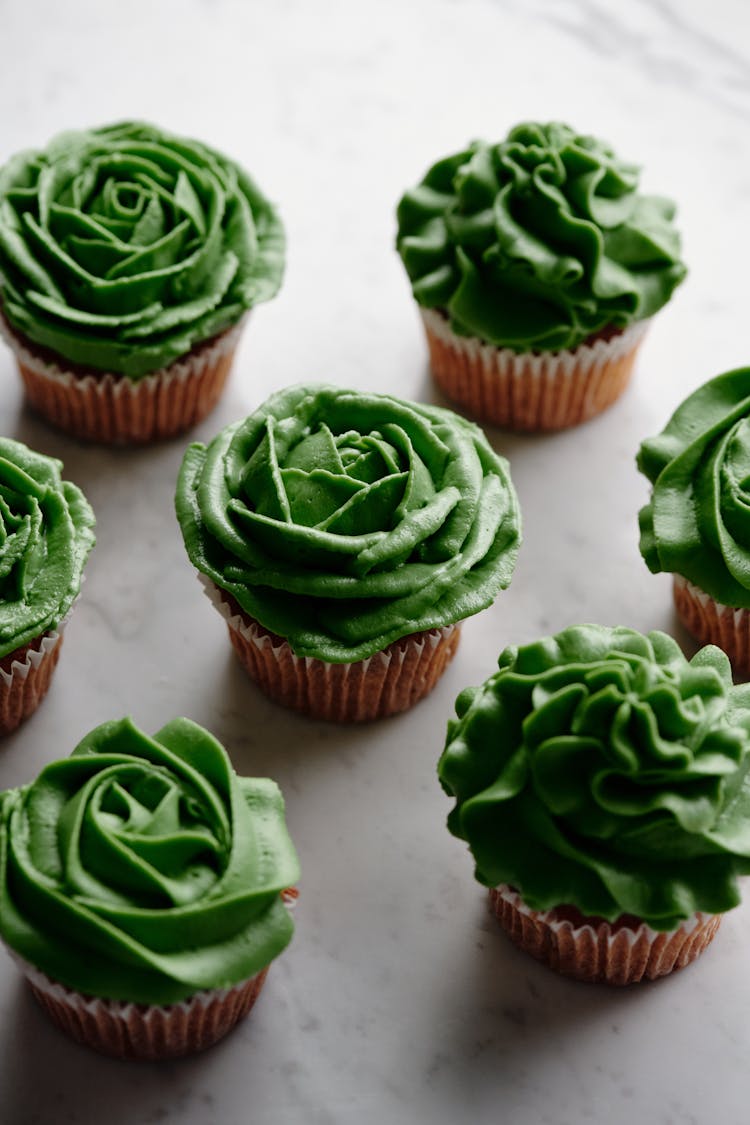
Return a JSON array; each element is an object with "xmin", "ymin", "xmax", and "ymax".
[
  {"xmin": 638, "ymin": 368, "xmax": 750, "ymax": 609},
  {"xmin": 0, "ymin": 438, "xmax": 94, "ymax": 658},
  {"xmin": 438, "ymin": 625, "xmax": 750, "ymax": 930},
  {"xmin": 396, "ymin": 121, "xmax": 686, "ymax": 352},
  {"xmin": 0, "ymin": 717, "xmax": 299, "ymax": 1004},
  {"xmin": 175, "ymin": 384, "xmax": 521, "ymax": 663},
  {"xmin": 0, "ymin": 121, "xmax": 284, "ymax": 378}
]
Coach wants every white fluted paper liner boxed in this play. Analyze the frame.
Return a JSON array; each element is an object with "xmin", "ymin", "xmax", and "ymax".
[
  {"xmin": 8, "ymin": 949, "xmax": 268, "ymax": 1060},
  {"xmin": 0, "ymin": 616, "xmax": 71, "ymax": 735},
  {"xmin": 0, "ymin": 629, "xmax": 62, "ymax": 689},
  {"xmin": 0, "ymin": 593, "xmax": 79, "ymax": 734},
  {"xmin": 673, "ymin": 574, "xmax": 750, "ymax": 675},
  {"xmin": 489, "ymin": 884, "xmax": 721, "ymax": 985},
  {"xmin": 199, "ymin": 575, "xmax": 461, "ymax": 721},
  {"xmin": 421, "ymin": 308, "xmax": 649, "ymax": 431},
  {"xmin": 0, "ymin": 313, "xmax": 245, "ymax": 444}
]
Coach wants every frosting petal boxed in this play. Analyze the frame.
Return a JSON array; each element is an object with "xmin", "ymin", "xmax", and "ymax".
[
  {"xmin": 637, "ymin": 367, "xmax": 750, "ymax": 607},
  {"xmin": 0, "ymin": 717, "xmax": 299, "ymax": 1004},
  {"xmin": 175, "ymin": 384, "xmax": 521, "ymax": 662},
  {"xmin": 0, "ymin": 122, "xmax": 285, "ymax": 378},
  {"xmin": 0, "ymin": 438, "xmax": 95, "ymax": 656},
  {"xmin": 438, "ymin": 625, "xmax": 750, "ymax": 929},
  {"xmin": 397, "ymin": 122, "xmax": 686, "ymax": 352}
]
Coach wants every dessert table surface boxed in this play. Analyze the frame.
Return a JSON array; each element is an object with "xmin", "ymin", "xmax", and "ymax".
[{"xmin": 1, "ymin": 1, "xmax": 749, "ymax": 1122}]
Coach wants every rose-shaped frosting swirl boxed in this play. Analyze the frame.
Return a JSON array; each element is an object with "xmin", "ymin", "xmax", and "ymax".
[
  {"xmin": 438, "ymin": 626, "xmax": 750, "ymax": 929},
  {"xmin": 638, "ymin": 368, "xmax": 750, "ymax": 608},
  {"xmin": 175, "ymin": 384, "xmax": 521, "ymax": 662},
  {"xmin": 0, "ymin": 717, "xmax": 299, "ymax": 1004},
  {"xmin": 396, "ymin": 121, "xmax": 686, "ymax": 352},
  {"xmin": 0, "ymin": 121, "xmax": 284, "ymax": 377},
  {"xmin": 0, "ymin": 438, "xmax": 94, "ymax": 657}
]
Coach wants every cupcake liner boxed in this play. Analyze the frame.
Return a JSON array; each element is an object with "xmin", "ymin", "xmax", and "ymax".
[
  {"xmin": 10, "ymin": 952, "xmax": 267, "ymax": 1060},
  {"xmin": 201, "ymin": 577, "xmax": 461, "ymax": 722},
  {"xmin": 673, "ymin": 575, "xmax": 750, "ymax": 675},
  {"xmin": 0, "ymin": 314, "xmax": 245, "ymax": 445},
  {"xmin": 488, "ymin": 884, "xmax": 720, "ymax": 985},
  {"xmin": 0, "ymin": 630, "xmax": 64, "ymax": 736},
  {"xmin": 421, "ymin": 308, "xmax": 648, "ymax": 431}
]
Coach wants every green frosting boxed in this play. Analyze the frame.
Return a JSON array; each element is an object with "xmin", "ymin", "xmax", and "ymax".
[
  {"xmin": 0, "ymin": 717, "xmax": 299, "ymax": 1005},
  {"xmin": 396, "ymin": 121, "xmax": 686, "ymax": 352},
  {"xmin": 0, "ymin": 121, "xmax": 285, "ymax": 378},
  {"xmin": 0, "ymin": 438, "xmax": 94, "ymax": 658},
  {"xmin": 638, "ymin": 368, "xmax": 750, "ymax": 609},
  {"xmin": 175, "ymin": 384, "xmax": 521, "ymax": 663},
  {"xmin": 438, "ymin": 625, "xmax": 750, "ymax": 930}
]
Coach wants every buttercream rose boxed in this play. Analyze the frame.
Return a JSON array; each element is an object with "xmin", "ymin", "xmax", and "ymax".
[
  {"xmin": 0, "ymin": 121, "xmax": 284, "ymax": 377},
  {"xmin": 0, "ymin": 717, "xmax": 299, "ymax": 1005},
  {"xmin": 439, "ymin": 625, "xmax": 750, "ymax": 930},
  {"xmin": 0, "ymin": 437, "xmax": 94, "ymax": 658},
  {"xmin": 175, "ymin": 384, "xmax": 521, "ymax": 663},
  {"xmin": 638, "ymin": 367, "xmax": 750, "ymax": 608},
  {"xmin": 397, "ymin": 121, "xmax": 686, "ymax": 352}
]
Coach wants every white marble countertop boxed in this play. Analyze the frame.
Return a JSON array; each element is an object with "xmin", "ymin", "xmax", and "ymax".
[{"xmin": 1, "ymin": 1, "xmax": 749, "ymax": 1121}]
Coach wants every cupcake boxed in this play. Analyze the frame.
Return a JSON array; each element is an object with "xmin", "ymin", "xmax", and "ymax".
[
  {"xmin": 0, "ymin": 716, "xmax": 300, "ymax": 1059},
  {"xmin": 438, "ymin": 625, "xmax": 750, "ymax": 984},
  {"xmin": 0, "ymin": 438, "xmax": 94, "ymax": 734},
  {"xmin": 638, "ymin": 367, "xmax": 750, "ymax": 675},
  {"xmin": 0, "ymin": 121, "xmax": 284, "ymax": 444},
  {"xmin": 396, "ymin": 121, "xmax": 686, "ymax": 431},
  {"xmin": 175, "ymin": 384, "xmax": 521, "ymax": 722}
]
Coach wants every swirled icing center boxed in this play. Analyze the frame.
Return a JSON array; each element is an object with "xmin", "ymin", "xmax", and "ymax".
[
  {"xmin": 0, "ymin": 717, "xmax": 299, "ymax": 1004},
  {"xmin": 0, "ymin": 121, "xmax": 285, "ymax": 377},
  {"xmin": 175, "ymin": 384, "xmax": 521, "ymax": 662}
]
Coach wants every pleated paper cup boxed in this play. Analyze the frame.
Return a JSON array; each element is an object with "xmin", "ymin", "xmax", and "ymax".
[
  {"xmin": 0, "ymin": 630, "xmax": 64, "ymax": 736},
  {"xmin": 488, "ymin": 884, "xmax": 720, "ymax": 985},
  {"xmin": 0, "ymin": 314, "xmax": 245, "ymax": 445},
  {"xmin": 673, "ymin": 575, "xmax": 750, "ymax": 676},
  {"xmin": 202, "ymin": 578, "xmax": 461, "ymax": 722},
  {"xmin": 421, "ymin": 308, "xmax": 648, "ymax": 432},
  {"xmin": 11, "ymin": 952, "xmax": 268, "ymax": 1060}
]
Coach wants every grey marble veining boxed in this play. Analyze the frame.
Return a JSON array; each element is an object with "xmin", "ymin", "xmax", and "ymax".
[
  {"xmin": 1, "ymin": 0, "xmax": 750, "ymax": 1122},
  {"xmin": 520, "ymin": 0, "xmax": 750, "ymax": 120}
]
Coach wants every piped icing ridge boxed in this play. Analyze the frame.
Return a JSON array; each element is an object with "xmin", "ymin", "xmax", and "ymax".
[
  {"xmin": 397, "ymin": 121, "xmax": 686, "ymax": 352},
  {"xmin": 0, "ymin": 717, "xmax": 300, "ymax": 1005},
  {"xmin": 175, "ymin": 384, "xmax": 521, "ymax": 663},
  {"xmin": 638, "ymin": 368, "xmax": 750, "ymax": 608},
  {"xmin": 0, "ymin": 438, "xmax": 94, "ymax": 658},
  {"xmin": 0, "ymin": 121, "xmax": 284, "ymax": 378},
  {"xmin": 438, "ymin": 625, "xmax": 750, "ymax": 930}
]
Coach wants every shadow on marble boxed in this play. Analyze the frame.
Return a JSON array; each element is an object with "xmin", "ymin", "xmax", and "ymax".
[
  {"xmin": 415, "ymin": 895, "xmax": 668, "ymax": 1093},
  {"xmin": 206, "ymin": 639, "xmax": 428, "ymax": 779},
  {"xmin": 2, "ymin": 968, "xmax": 262, "ymax": 1125}
]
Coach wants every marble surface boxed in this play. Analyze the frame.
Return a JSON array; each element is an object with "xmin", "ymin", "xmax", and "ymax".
[{"xmin": 1, "ymin": 0, "xmax": 749, "ymax": 1121}]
